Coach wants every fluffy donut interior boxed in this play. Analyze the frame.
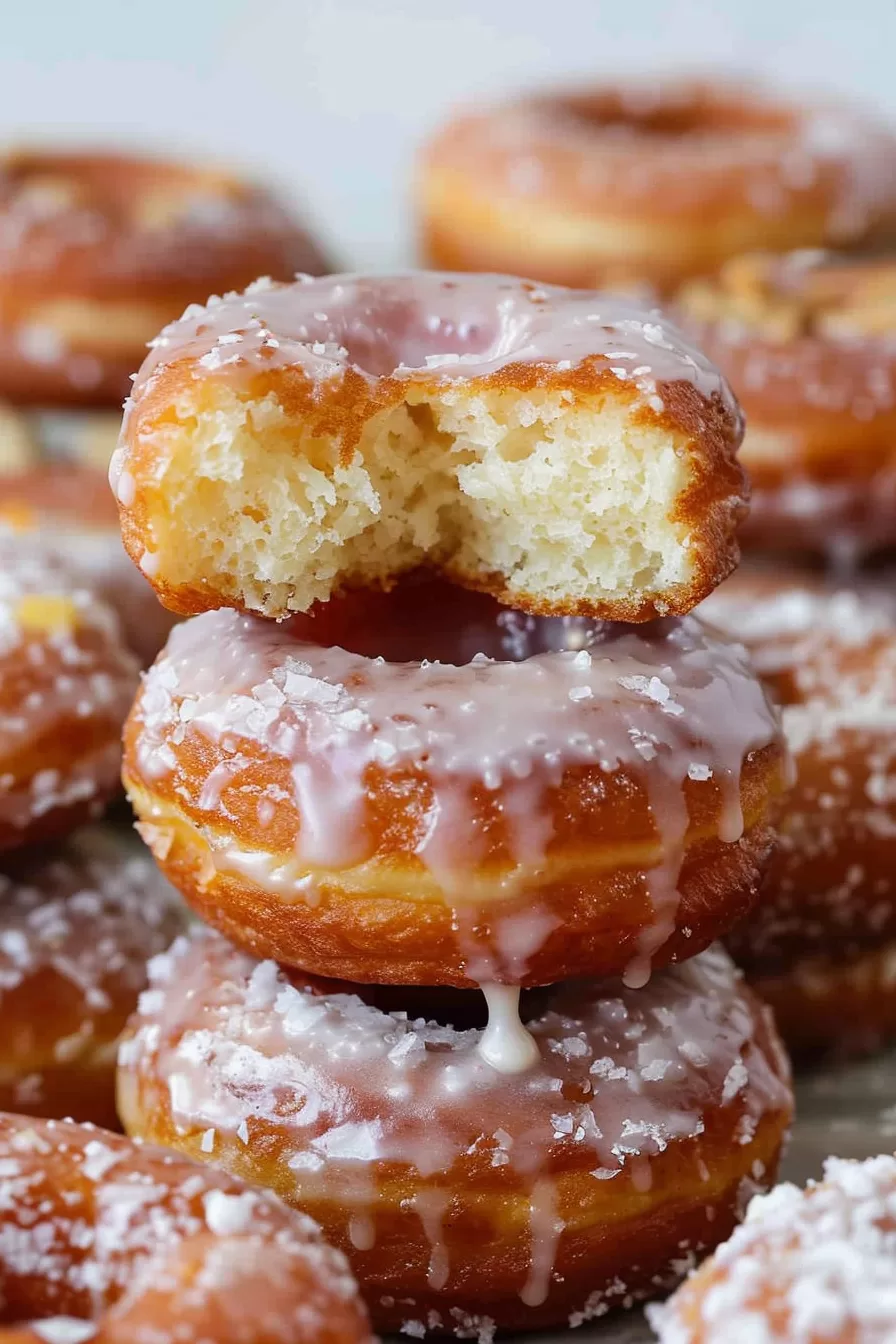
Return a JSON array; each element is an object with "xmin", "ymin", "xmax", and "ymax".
[{"xmin": 139, "ymin": 379, "xmax": 701, "ymax": 615}]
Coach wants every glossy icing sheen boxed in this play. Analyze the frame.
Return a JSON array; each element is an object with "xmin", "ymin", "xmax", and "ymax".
[
  {"xmin": 121, "ymin": 935, "xmax": 791, "ymax": 1314},
  {"xmin": 119, "ymin": 272, "xmax": 737, "ymax": 417}
]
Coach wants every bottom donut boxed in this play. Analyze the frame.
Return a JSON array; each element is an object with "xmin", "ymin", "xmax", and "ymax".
[{"xmin": 117, "ymin": 932, "xmax": 793, "ymax": 1335}]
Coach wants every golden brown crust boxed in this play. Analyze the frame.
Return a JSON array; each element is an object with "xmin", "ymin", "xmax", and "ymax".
[
  {"xmin": 0, "ymin": 1113, "xmax": 372, "ymax": 1344},
  {"xmin": 417, "ymin": 82, "xmax": 896, "ymax": 294},
  {"xmin": 677, "ymin": 253, "xmax": 896, "ymax": 557},
  {"xmin": 0, "ymin": 148, "xmax": 330, "ymax": 407}
]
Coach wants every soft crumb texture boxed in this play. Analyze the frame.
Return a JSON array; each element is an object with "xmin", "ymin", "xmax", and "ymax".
[
  {"xmin": 113, "ymin": 273, "xmax": 746, "ymax": 621},
  {"xmin": 649, "ymin": 1154, "xmax": 896, "ymax": 1343}
]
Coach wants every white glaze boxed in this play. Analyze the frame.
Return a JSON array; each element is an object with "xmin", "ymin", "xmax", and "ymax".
[{"xmin": 478, "ymin": 986, "xmax": 540, "ymax": 1073}]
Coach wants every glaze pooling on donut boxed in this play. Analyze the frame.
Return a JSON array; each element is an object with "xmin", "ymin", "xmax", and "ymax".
[
  {"xmin": 126, "ymin": 602, "xmax": 783, "ymax": 990},
  {"xmin": 118, "ymin": 934, "xmax": 792, "ymax": 1334},
  {"xmin": 0, "ymin": 1113, "xmax": 371, "ymax": 1344},
  {"xmin": 0, "ymin": 827, "xmax": 185, "ymax": 1125},
  {"xmin": 112, "ymin": 272, "xmax": 746, "ymax": 623},
  {"xmin": 418, "ymin": 82, "xmax": 896, "ymax": 292},
  {"xmin": 650, "ymin": 1153, "xmax": 896, "ymax": 1343}
]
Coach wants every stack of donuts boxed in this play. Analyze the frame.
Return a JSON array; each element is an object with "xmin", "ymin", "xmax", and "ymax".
[
  {"xmin": 0, "ymin": 146, "xmax": 329, "ymax": 666},
  {"xmin": 104, "ymin": 269, "xmax": 797, "ymax": 1333},
  {"xmin": 417, "ymin": 76, "xmax": 896, "ymax": 1064}
]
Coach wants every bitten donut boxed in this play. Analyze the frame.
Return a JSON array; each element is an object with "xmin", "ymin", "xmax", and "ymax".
[
  {"xmin": 0, "ymin": 1112, "xmax": 372, "ymax": 1344},
  {"xmin": 0, "ymin": 529, "xmax": 137, "ymax": 848},
  {"xmin": 118, "ymin": 933, "xmax": 793, "ymax": 1335},
  {"xmin": 110, "ymin": 272, "xmax": 747, "ymax": 623},
  {"xmin": 650, "ymin": 1154, "xmax": 896, "ymax": 1343},
  {"xmin": 0, "ymin": 462, "xmax": 177, "ymax": 664},
  {"xmin": 417, "ymin": 81, "xmax": 896, "ymax": 294},
  {"xmin": 702, "ymin": 573, "xmax": 896, "ymax": 1055},
  {"xmin": 678, "ymin": 251, "xmax": 896, "ymax": 563},
  {"xmin": 0, "ymin": 827, "xmax": 184, "ymax": 1127},
  {"xmin": 0, "ymin": 147, "xmax": 329, "ymax": 408},
  {"xmin": 124, "ymin": 580, "xmax": 786, "ymax": 998}
]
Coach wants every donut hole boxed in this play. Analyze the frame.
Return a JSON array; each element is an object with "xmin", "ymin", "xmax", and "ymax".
[
  {"xmin": 137, "ymin": 375, "xmax": 702, "ymax": 618},
  {"xmin": 549, "ymin": 85, "xmax": 796, "ymax": 140},
  {"xmin": 306, "ymin": 977, "xmax": 550, "ymax": 1032}
]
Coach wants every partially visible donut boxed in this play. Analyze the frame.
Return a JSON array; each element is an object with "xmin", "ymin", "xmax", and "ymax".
[
  {"xmin": 118, "ymin": 933, "xmax": 793, "ymax": 1335},
  {"xmin": 0, "ymin": 1112, "xmax": 372, "ymax": 1344},
  {"xmin": 649, "ymin": 1153, "xmax": 896, "ymax": 1343},
  {"xmin": 678, "ymin": 251, "xmax": 896, "ymax": 564},
  {"xmin": 123, "ymin": 582, "xmax": 786, "ymax": 991},
  {"xmin": 417, "ymin": 81, "xmax": 896, "ymax": 294},
  {"xmin": 110, "ymin": 272, "xmax": 747, "ymax": 623},
  {"xmin": 0, "ymin": 462, "xmax": 177, "ymax": 665},
  {"xmin": 0, "ymin": 147, "xmax": 330, "ymax": 407},
  {"xmin": 0, "ymin": 529, "xmax": 137, "ymax": 848},
  {"xmin": 0, "ymin": 827, "xmax": 185, "ymax": 1127}
]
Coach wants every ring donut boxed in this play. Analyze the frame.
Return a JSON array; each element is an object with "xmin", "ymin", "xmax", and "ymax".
[
  {"xmin": 109, "ymin": 272, "xmax": 747, "ymax": 623},
  {"xmin": 650, "ymin": 1153, "xmax": 896, "ymax": 1342},
  {"xmin": 0, "ymin": 827, "xmax": 184, "ymax": 1127},
  {"xmin": 701, "ymin": 572, "xmax": 896, "ymax": 1054},
  {"xmin": 678, "ymin": 251, "xmax": 896, "ymax": 564},
  {"xmin": 123, "ymin": 579, "xmax": 786, "ymax": 994},
  {"xmin": 0, "ymin": 147, "xmax": 330, "ymax": 408},
  {"xmin": 417, "ymin": 81, "xmax": 896, "ymax": 294},
  {"xmin": 0, "ymin": 1111, "xmax": 372, "ymax": 1344},
  {"xmin": 117, "ymin": 933, "xmax": 793, "ymax": 1335},
  {"xmin": 0, "ymin": 528, "xmax": 137, "ymax": 848}
]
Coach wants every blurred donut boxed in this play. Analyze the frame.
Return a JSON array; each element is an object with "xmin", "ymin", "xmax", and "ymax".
[
  {"xmin": 650, "ymin": 1153, "xmax": 896, "ymax": 1343},
  {"xmin": 702, "ymin": 572, "xmax": 896, "ymax": 1054},
  {"xmin": 0, "ymin": 827, "xmax": 184, "ymax": 1127},
  {"xmin": 0, "ymin": 1112, "xmax": 372, "ymax": 1344},
  {"xmin": 123, "ymin": 583, "xmax": 786, "ymax": 991},
  {"xmin": 111, "ymin": 271, "xmax": 747, "ymax": 622},
  {"xmin": 418, "ymin": 81, "xmax": 896, "ymax": 294},
  {"xmin": 0, "ymin": 528, "xmax": 137, "ymax": 848},
  {"xmin": 679, "ymin": 251, "xmax": 896, "ymax": 564},
  {"xmin": 0, "ymin": 461, "xmax": 176, "ymax": 664},
  {"xmin": 118, "ymin": 933, "xmax": 793, "ymax": 1335},
  {"xmin": 0, "ymin": 146, "xmax": 330, "ymax": 407}
]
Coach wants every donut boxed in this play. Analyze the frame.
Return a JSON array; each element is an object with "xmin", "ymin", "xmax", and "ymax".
[
  {"xmin": 677, "ymin": 251, "xmax": 896, "ymax": 564},
  {"xmin": 649, "ymin": 1153, "xmax": 896, "ymax": 1343},
  {"xmin": 417, "ymin": 81, "xmax": 896, "ymax": 295},
  {"xmin": 700, "ymin": 573, "xmax": 896, "ymax": 1053},
  {"xmin": 0, "ymin": 1112, "xmax": 372, "ymax": 1344},
  {"xmin": 0, "ymin": 826, "xmax": 185, "ymax": 1127},
  {"xmin": 109, "ymin": 272, "xmax": 747, "ymax": 623},
  {"xmin": 117, "ymin": 932, "xmax": 793, "ymax": 1335},
  {"xmin": 0, "ymin": 147, "xmax": 329, "ymax": 409},
  {"xmin": 123, "ymin": 579, "xmax": 786, "ymax": 994},
  {"xmin": 0, "ymin": 462, "xmax": 177, "ymax": 665},
  {"xmin": 0, "ymin": 528, "xmax": 137, "ymax": 848}
]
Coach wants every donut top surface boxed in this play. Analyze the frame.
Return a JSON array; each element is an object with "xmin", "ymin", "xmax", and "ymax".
[
  {"xmin": 123, "ymin": 271, "xmax": 736, "ymax": 410},
  {"xmin": 0, "ymin": 1112, "xmax": 368, "ymax": 1344},
  {"xmin": 422, "ymin": 80, "xmax": 896, "ymax": 232},
  {"xmin": 124, "ymin": 935, "xmax": 790, "ymax": 1186},
  {"xmin": 0, "ymin": 149, "xmax": 326, "ymax": 296},
  {"xmin": 133, "ymin": 603, "xmax": 780, "ymax": 879},
  {"xmin": 651, "ymin": 1153, "xmax": 896, "ymax": 1343}
]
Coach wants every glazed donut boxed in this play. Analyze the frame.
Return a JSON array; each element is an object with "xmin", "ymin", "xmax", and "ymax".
[
  {"xmin": 700, "ymin": 573, "xmax": 896, "ymax": 1053},
  {"xmin": 0, "ymin": 147, "xmax": 329, "ymax": 408},
  {"xmin": 110, "ymin": 272, "xmax": 747, "ymax": 623},
  {"xmin": 0, "ymin": 462, "xmax": 177, "ymax": 665},
  {"xmin": 123, "ymin": 579, "xmax": 786, "ymax": 995},
  {"xmin": 0, "ymin": 529, "xmax": 137, "ymax": 848},
  {"xmin": 0, "ymin": 1112, "xmax": 371, "ymax": 1344},
  {"xmin": 650, "ymin": 1153, "xmax": 896, "ymax": 1343},
  {"xmin": 117, "ymin": 933, "xmax": 793, "ymax": 1335},
  {"xmin": 678, "ymin": 251, "xmax": 896, "ymax": 564},
  {"xmin": 417, "ymin": 80, "xmax": 896, "ymax": 295},
  {"xmin": 0, "ymin": 827, "xmax": 184, "ymax": 1127}
]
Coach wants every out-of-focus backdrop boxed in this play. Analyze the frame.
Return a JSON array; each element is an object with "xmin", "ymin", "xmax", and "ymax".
[{"xmin": 0, "ymin": 0, "xmax": 891, "ymax": 267}]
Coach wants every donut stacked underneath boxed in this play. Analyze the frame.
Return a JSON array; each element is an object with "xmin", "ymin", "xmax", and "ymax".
[{"xmin": 113, "ymin": 271, "xmax": 793, "ymax": 1333}]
